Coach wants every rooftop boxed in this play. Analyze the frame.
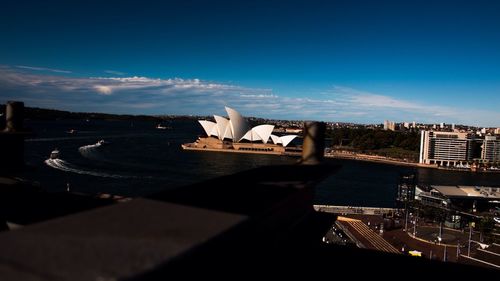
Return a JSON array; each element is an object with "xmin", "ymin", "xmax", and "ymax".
[{"xmin": 432, "ymin": 185, "xmax": 500, "ymax": 199}]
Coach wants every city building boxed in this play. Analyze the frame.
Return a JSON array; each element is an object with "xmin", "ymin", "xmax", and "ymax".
[
  {"xmin": 419, "ymin": 130, "xmax": 500, "ymax": 167},
  {"xmin": 419, "ymin": 131, "xmax": 476, "ymax": 166},
  {"xmin": 383, "ymin": 120, "xmax": 396, "ymax": 131},
  {"xmin": 481, "ymin": 136, "xmax": 500, "ymax": 163}
]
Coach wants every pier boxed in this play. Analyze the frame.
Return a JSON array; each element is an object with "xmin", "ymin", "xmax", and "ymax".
[{"xmin": 314, "ymin": 205, "xmax": 400, "ymax": 216}]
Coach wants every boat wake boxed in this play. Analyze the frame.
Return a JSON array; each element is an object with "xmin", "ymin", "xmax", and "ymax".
[
  {"xmin": 78, "ymin": 142, "xmax": 165, "ymax": 173},
  {"xmin": 44, "ymin": 158, "xmax": 132, "ymax": 178},
  {"xmin": 78, "ymin": 143, "xmax": 106, "ymax": 161}
]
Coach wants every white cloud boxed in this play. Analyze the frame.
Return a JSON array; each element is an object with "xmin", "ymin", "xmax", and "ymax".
[
  {"xmin": 104, "ymin": 70, "xmax": 126, "ymax": 75},
  {"xmin": 94, "ymin": 85, "xmax": 113, "ymax": 95},
  {"xmin": 240, "ymin": 94, "xmax": 278, "ymax": 98},
  {"xmin": 0, "ymin": 68, "xmax": 498, "ymax": 127},
  {"xmin": 15, "ymin": 65, "xmax": 72, "ymax": 74}
]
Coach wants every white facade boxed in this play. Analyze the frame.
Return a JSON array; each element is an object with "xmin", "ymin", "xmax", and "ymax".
[
  {"xmin": 383, "ymin": 120, "xmax": 395, "ymax": 131},
  {"xmin": 482, "ymin": 136, "xmax": 500, "ymax": 163},
  {"xmin": 419, "ymin": 131, "xmax": 474, "ymax": 165}
]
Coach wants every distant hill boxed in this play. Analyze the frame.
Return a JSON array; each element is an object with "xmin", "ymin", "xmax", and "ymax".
[
  {"xmin": 25, "ymin": 107, "xmax": 162, "ymax": 121},
  {"xmin": 0, "ymin": 104, "xmax": 202, "ymax": 122}
]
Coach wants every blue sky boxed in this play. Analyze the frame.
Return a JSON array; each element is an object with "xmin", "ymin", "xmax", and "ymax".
[{"xmin": 0, "ymin": 0, "xmax": 499, "ymax": 126}]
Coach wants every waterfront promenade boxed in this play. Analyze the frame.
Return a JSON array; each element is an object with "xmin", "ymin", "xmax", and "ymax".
[
  {"xmin": 325, "ymin": 151, "xmax": 500, "ymax": 173},
  {"xmin": 326, "ymin": 151, "xmax": 431, "ymax": 168}
]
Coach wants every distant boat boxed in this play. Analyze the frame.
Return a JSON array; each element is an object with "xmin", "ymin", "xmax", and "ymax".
[
  {"xmin": 67, "ymin": 129, "xmax": 77, "ymax": 134},
  {"xmin": 50, "ymin": 148, "xmax": 60, "ymax": 159},
  {"xmin": 96, "ymin": 139, "xmax": 110, "ymax": 146},
  {"xmin": 156, "ymin": 124, "xmax": 171, "ymax": 130}
]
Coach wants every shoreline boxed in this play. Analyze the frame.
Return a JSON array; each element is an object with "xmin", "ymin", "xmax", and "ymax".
[
  {"xmin": 182, "ymin": 144, "xmax": 499, "ymax": 173},
  {"xmin": 325, "ymin": 152, "xmax": 424, "ymax": 168},
  {"xmin": 325, "ymin": 152, "xmax": 500, "ymax": 173}
]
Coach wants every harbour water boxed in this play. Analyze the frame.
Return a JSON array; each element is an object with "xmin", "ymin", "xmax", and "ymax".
[{"xmin": 19, "ymin": 119, "xmax": 499, "ymax": 206}]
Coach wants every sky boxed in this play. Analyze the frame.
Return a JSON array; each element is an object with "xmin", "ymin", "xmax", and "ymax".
[{"xmin": 0, "ymin": 0, "xmax": 499, "ymax": 126}]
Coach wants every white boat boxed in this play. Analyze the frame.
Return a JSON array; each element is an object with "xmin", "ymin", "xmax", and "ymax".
[
  {"xmin": 156, "ymin": 124, "xmax": 172, "ymax": 130},
  {"xmin": 50, "ymin": 149, "xmax": 60, "ymax": 159},
  {"xmin": 96, "ymin": 139, "xmax": 109, "ymax": 146}
]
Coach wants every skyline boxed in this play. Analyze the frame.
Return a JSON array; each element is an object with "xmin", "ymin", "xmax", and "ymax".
[{"xmin": 1, "ymin": 0, "xmax": 500, "ymax": 126}]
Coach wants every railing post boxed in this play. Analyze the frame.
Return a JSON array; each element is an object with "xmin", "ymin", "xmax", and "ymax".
[
  {"xmin": 301, "ymin": 121, "xmax": 325, "ymax": 165},
  {"xmin": 1, "ymin": 101, "xmax": 27, "ymax": 172},
  {"xmin": 4, "ymin": 101, "xmax": 24, "ymax": 132}
]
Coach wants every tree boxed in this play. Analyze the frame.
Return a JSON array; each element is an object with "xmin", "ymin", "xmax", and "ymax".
[{"xmin": 477, "ymin": 217, "xmax": 495, "ymax": 238}]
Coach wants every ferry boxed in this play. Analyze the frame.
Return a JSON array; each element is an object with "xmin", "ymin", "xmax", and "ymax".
[
  {"xmin": 50, "ymin": 148, "xmax": 60, "ymax": 159},
  {"xmin": 96, "ymin": 139, "xmax": 109, "ymax": 146}
]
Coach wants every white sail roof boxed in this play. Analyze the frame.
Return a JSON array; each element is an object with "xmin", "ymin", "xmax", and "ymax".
[
  {"xmin": 270, "ymin": 134, "xmax": 282, "ymax": 144},
  {"xmin": 242, "ymin": 130, "xmax": 261, "ymax": 142},
  {"xmin": 252, "ymin": 125, "xmax": 274, "ymax": 143},
  {"xmin": 214, "ymin": 115, "xmax": 232, "ymax": 140},
  {"xmin": 197, "ymin": 107, "xmax": 297, "ymax": 147},
  {"xmin": 280, "ymin": 135, "xmax": 297, "ymax": 147},
  {"xmin": 198, "ymin": 120, "xmax": 217, "ymax": 137},
  {"xmin": 225, "ymin": 106, "xmax": 249, "ymax": 142},
  {"xmin": 210, "ymin": 125, "xmax": 219, "ymax": 137},
  {"xmin": 270, "ymin": 134, "xmax": 297, "ymax": 147}
]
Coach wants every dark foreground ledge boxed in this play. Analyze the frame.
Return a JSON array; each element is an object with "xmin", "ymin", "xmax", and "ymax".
[
  {"xmin": 0, "ymin": 164, "xmax": 339, "ymax": 280},
  {"xmin": 0, "ymin": 164, "xmax": 496, "ymax": 280}
]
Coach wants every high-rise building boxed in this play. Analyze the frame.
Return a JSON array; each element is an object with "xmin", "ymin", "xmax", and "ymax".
[
  {"xmin": 383, "ymin": 120, "xmax": 396, "ymax": 131},
  {"xmin": 481, "ymin": 136, "xmax": 500, "ymax": 163},
  {"xmin": 419, "ymin": 131, "xmax": 475, "ymax": 166}
]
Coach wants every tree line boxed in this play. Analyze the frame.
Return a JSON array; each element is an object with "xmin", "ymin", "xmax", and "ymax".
[{"xmin": 327, "ymin": 128, "xmax": 420, "ymax": 152}]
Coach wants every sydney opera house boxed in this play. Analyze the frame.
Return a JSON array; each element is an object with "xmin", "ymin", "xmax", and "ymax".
[{"xmin": 182, "ymin": 107, "xmax": 299, "ymax": 155}]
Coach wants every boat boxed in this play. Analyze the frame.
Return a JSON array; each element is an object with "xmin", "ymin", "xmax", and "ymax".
[
  {"xmin": 96, "ymin": 139, "xmax": 109, "ymax": 146},
  {"xmin": 67, "ymin": 129, "xmax": 77, "ymax": 134},
  {"xmin": 50, "ymin": 148, "xmax": 60, "ymax": 159},
  {"xmin": 156, "ymin": 124, "xmax": 169, "ymax": 130}
]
